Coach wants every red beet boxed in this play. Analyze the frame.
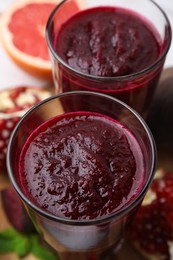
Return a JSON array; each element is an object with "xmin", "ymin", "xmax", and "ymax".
[
  {"xmin": 146, "ymin": 68, "xmax": 173, "ymax": 170},
  {"xmin": 1, "ymin": 185, "xmax": 35, "ymax": 233}
]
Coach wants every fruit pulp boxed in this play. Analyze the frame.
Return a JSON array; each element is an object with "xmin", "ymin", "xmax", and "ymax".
[
  {"xmin": 8, "ymin": 3, "xmax": 57, "ymax": 60},
  {"xmin": 19, "ymin": 111, "xmax": 144, "ymax": 220},
  {"xmin": 51, "ymin": 6, "xmax": 165, "ymax": 117}
]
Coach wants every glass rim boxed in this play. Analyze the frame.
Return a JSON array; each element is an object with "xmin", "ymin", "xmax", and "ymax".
[
  {"xmin": 46, "ymin": 0, "xmax": 172, "ymax": 82},
  {"xmin": 7, "ymin": 91, "xmax": 157, "ymax": 226}
]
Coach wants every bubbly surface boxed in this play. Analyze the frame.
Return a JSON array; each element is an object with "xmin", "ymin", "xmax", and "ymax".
[
  {"xmin": 19, "ymin": 112, "xmax": 144, "ymax": 220},
  {"xmin": 55, "ymin": 7, "xmax": 161, "ymax": 77}
]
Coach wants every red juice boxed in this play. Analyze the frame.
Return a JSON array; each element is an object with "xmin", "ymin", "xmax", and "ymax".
[
  {"xmin": 19, "ymin": 111, "xmax": 144, "ymax": 220},
  {"xmin": 49, "ymin": 6, "xmax": 167, "ymax": 117},
  {"xmin": 55, "ymin": 7, "xmax": 161, "ymax": 77}
]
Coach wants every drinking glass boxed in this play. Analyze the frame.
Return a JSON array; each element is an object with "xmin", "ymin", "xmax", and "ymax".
[
  {"xmin": 7, "ymin": 91, "xmax": 156, "ymax": 259},
  {"xmin": 46, "ymin": 0, "xmax": 172, "ymax": 118}
]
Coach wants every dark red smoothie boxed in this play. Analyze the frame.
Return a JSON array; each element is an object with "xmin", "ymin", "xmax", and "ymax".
[
  {"xmin": 49, "ymin": 6, "xmax": 167, "ymax": 117},
  {"xmin": 55, "ymin": 7, "xmax": 161, "ymax": 78},
  {"xmin": 19, "ymin": 111, "xmax": 144, "ymax": 220}
]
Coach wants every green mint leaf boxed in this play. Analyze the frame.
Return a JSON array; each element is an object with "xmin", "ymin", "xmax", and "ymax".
[
  {"xmin": 0, "ymin": 228, "xmax": 31, "ymax": 257},
  {"xmin": 0, "ymin": 229, "xmax": 17, "ymax": 252},
  {"xmin": 30, "ymin": 234, "xmax": 58, "ymax": 260},
  {"xmin": 14, "ymin": 234, "xmax": 31, "ymax": 257},
  {"xmin": 0, "ymin": 228, "xmax": 58, "ymax": 259}
]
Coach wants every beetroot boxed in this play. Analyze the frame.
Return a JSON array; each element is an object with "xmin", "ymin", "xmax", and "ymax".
[
  {"xmin": 1, "ymin": 186, "xmax": 35, "ymax": 233},
  {"xmin": 146, "ymin": 68, "xmax": 173, "ymax": 170}
]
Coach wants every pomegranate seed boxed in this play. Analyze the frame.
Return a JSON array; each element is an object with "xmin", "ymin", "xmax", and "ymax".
[{"xmin": 129, "ymin": 170, "xmax": 173, "ymax": 260}]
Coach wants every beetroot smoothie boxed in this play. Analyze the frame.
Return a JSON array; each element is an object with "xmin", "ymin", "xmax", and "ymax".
[
  {"xmin": 47, "ymin": 4, "xmax": 171, "ymax": 117},
  {"xmin": 19, "ymin": 111, "xmax": 144, "ymax": 220},
  {"xmin": 55, "ymin": 7, "xmax": 161, "ymax": 78}
]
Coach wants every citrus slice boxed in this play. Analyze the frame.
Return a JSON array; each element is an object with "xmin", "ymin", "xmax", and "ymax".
[{"xmin": 0, "ymin": 0, "xmax": 83, "ymax": 80}]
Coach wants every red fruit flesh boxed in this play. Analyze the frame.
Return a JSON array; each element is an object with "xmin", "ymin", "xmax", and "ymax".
[
  {"xmin": 8, "ymin": 3, "xmax": 56, "ymax": 60},
  {"xmin": 0, "ymin": 116, "xmax": 20, "ymax": 172},
  {"xmin": 129, "ymin": 170, "xmax": 173, "ymax": 260},
  {"xmin": 0, "ymin": 86, "xmax": 50, "ymax": 173}
]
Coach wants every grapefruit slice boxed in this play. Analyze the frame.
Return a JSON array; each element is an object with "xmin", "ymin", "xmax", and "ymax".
[{"xmin": 0, "ymin": 0, "xmax": 83, "ymax": 80}]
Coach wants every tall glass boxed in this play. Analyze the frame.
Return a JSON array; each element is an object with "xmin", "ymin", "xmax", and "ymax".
[
  {"xmin": 46, "ymin": 0, "xmax": 172, "ymax": 118},
  {"xmin": 7, "ymin": 91, "xmax": 156, "ymax": 259}
]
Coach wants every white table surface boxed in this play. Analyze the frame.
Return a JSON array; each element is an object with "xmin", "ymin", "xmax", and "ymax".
[{"xmin": 0, "ymin": 0, "xmax": 172, "ymax": 90}]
